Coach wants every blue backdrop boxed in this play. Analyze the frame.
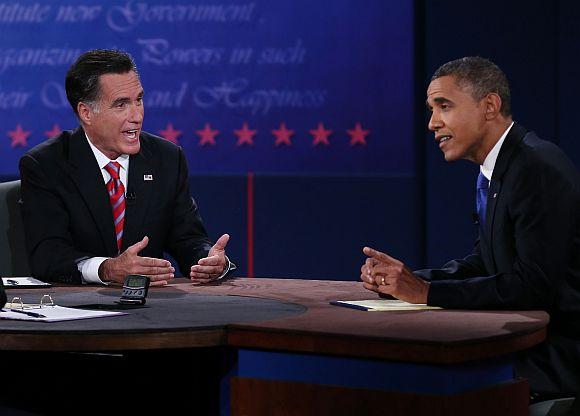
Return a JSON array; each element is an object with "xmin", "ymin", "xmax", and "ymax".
[
  {"xmin": 0, "ymin": 0, "xmax": 418, "ymax": 279},
  {"xmin": 0, "ymin": 0, "xmax": 414, "ymax": 175},
  {"xmin": 4, "ymin": 1, "xmax": 577, "ymax": 281}
]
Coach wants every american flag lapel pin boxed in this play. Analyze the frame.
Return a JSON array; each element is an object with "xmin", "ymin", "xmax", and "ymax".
[{"xmin": 144, "ymin": 174, "xmax": 153, "ymax": 181}]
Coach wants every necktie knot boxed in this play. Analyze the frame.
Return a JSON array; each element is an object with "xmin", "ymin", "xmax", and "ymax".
[
  {"xmin": 477, "ymin": 172, "xmax": 489, "ymax": 190},
  {"xmin": 104, "ymin": 161, "xmax": 121, "ymax": 180}
]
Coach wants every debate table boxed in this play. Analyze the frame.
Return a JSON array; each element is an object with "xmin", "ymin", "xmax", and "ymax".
[{"xmin": 0, "ymin": 278, "xmax": 548, "ymax": 415}]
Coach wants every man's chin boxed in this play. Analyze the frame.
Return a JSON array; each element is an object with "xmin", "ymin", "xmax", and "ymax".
[
  {"xmin": 442, "ymin": 151, "xmax": 459, "ymax": 162},
  {"xmin": 123, "ymin": 142, "xmax": 141, "ymax": 155}
]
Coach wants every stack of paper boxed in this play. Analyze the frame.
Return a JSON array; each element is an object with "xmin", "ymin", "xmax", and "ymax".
[
  {"xmin": 0, "ymin": 305, "xmax": 126, "ymax": 322},
  {"xmin": 330, "ymin": 299, "xmax": 442, "ymax": 311}
]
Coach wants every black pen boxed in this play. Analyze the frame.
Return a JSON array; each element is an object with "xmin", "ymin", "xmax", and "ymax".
[
  {"xmin": 5, "ymin": 279, "xmax": 18, "ymax": 285},
  {"xmin": 10, "ymin": 309, "xmax": 46, "ymax": 318}
]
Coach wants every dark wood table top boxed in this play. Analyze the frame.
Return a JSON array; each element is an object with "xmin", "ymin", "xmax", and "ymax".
[
  {"xmin": 0, "ymin": 277, "xmax": 548, "ymax": 364},
  {"xmin": 186, "ymin": 278, "xmax": 549, "ymax": 363}
]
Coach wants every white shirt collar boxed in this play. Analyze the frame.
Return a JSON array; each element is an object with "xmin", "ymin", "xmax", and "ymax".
[
  {"xmin": 480, "ymin": 121, "xmax": 514, "ymax": 181},
  {"xmin": 84, "ymin": 132, "xmax": 129, "ymax": 173}
]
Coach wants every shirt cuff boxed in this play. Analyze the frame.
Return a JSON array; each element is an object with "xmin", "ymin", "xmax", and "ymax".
[{"xmin": 77, "ymin": 257, "xmax": 110, "ymax": 285}]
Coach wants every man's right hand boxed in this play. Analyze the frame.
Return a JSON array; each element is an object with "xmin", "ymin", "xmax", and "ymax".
[
  {"xmin": 98, "ymin": 236, "xmax": 174, "ymax": 286},
  {"xmin": 360, "ymin": 247, "xmax": 429, "ymax": 304}
]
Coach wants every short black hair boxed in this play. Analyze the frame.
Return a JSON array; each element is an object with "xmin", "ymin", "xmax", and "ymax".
[
  {"xmin": 432, "ymin": 56, "xmax": 511, "ymax": 117},
  {"xmin": 65, "ymin": 49, "xmax": 138, "ymax": 116}
]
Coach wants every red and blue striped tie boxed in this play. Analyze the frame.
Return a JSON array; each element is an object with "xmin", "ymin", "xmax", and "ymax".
[{"xmin": 104, "ymin": 162, "xmax": 125, "ymax": 253}]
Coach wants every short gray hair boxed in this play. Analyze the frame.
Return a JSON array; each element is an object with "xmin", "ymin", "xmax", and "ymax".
[{"xmin": 432, "ymin": 57, "xmax": 511, "ymax": 117}]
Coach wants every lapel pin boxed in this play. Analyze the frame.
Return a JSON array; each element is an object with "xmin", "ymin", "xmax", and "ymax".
[{"xmin": 144, "ymin": 174, "xmax": 153, "ymax": 181}]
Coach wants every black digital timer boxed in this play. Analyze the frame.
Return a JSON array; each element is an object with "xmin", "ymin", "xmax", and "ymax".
[{"xmin": 119, "ymin": 275, "xmax": 150, "ymax": 305}]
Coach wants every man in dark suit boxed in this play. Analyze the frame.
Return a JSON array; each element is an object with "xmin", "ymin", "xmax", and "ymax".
[
  {"xmin": 20, "ymin": 49, "xmax": 233, "ymax": 286},
  {"xmin": 360, "ymin": 57, "xmax": 580, "ymax": 398}
]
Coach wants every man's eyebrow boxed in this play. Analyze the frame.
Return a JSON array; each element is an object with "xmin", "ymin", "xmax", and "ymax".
[
  {"xmin": 111, "ymin": 97, "xmax": 130, "ymax": 107},
  {"xmin": 433, "ymin": 97, "xmax": 452, "ymax": 105},
  {"xmin": 426, "ymin": 96, "xmax": 452, "ymax": 109},
  {"xmin": 110, "ymin": 90, "xmax": 144, "ymax": 107}
]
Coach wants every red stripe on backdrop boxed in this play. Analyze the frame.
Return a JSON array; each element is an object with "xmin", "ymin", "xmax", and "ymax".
[{"xmin": 247, "ymin": 172, "xmax": 254, "ymax": 278}]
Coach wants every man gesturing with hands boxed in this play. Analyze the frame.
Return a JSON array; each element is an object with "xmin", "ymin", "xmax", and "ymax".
[
  {"xmin": 360, "ymin": 57, "xmax": 580, "ymax": 401},
  {"xmin": 20, "ymin": 49, "xmax": 233, "ymax": 285},
  {"xmin": 99, "ymin": 234, "xmax": 230, "ymax": 286},
  {"xmin": 361, "ymin": 247, "xmax": 429, "ymax": 304}
]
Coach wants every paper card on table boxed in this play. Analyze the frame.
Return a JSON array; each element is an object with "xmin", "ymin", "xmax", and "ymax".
[
  {"xmin": 330, "ymin": 299, "xmax": 442, "ymax": 312},
  {"xmin": 2, "ymin": 277, "xmax": 51, "ymax": 288}
]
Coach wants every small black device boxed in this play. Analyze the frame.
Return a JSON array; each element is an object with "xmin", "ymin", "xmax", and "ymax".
[{"xmin": 119, "ymin": 275, "xmax": 150, "ymax": 305}]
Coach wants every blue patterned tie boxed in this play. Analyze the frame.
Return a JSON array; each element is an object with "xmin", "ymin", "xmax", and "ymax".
[{"xmin": 476, "ymin": 172, "xmax": 489, "ymax": 228}]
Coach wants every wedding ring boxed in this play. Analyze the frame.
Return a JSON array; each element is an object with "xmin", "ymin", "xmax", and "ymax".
[{"xmin": 381, "ymin": 277, "xmax": 386, "ymax": 285}]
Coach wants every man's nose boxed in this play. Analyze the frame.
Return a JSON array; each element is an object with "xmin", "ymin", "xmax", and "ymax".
[
  {"xmin": 128, "ymin": 103, "xmax": 143, "ymax": 123},
  {"xmin": 428, "ymin": 112, "xmax": 442, "ymax": 131}
]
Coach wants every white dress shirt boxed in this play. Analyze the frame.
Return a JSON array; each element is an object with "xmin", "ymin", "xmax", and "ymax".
[
  {"xmin": 480, "ymin": 121, "xmax": 514, "ymax": 181},
  {"xmin": 77, "ymin": 133, "xmax": 231, "ymax": 284},
  {"xmin": 77, "ymin": 134, "xmax": 129, "ymax": 284}
]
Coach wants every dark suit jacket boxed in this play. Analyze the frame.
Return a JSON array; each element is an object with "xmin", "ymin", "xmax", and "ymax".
[
  {"xmin": 19, "ymin": 127, "xmax": 213, "ymax": 284},
  {"xmin": 416, "ymin": 123, "xmax": 580, "ymax": 395},
  {"xmin": 416, "ymin": 123, "xmax": 580, "ymax": 338}
]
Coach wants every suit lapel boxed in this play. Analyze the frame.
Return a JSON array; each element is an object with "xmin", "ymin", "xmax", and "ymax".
[
  {"xmin": 122, "ymin": 137, "xmax": 156, "ymax": 251},
  {"xmin": 65, "ymin": 127, "xmax": 118, "ymax": 257},
  {"xmin": 485, "ymin": 122, "xmax": 528, "ymax": 271}
]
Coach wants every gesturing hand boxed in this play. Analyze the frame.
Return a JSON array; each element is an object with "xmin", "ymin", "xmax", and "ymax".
[
  {"xmin": 99, "ymin": 236, "xmax": 175, "ymax": 286},
  {"xmin": 360, "ymin": 246, "xmax": 430, "ymax": 304},
  {"xmin": 190, "ymin": 234, "xmax": 230, "ymax": 283}
]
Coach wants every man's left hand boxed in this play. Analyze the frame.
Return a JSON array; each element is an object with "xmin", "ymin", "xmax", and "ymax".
[
  {"xmin": 190, "ymin": 234, "xmax": 230, "ymax": 283},
  {"xmin": 360, "ymin": 246, "xmax": 430, "ymax": 304}
]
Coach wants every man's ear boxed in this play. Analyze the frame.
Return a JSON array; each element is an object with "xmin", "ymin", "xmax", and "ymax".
[
  {"xmin": 484, "ymin": 93, "xmax": 502, "ymax": 120},
  {"xmin": 77, "ymin": 102, "xmax": 93, "ymax": 125}
]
